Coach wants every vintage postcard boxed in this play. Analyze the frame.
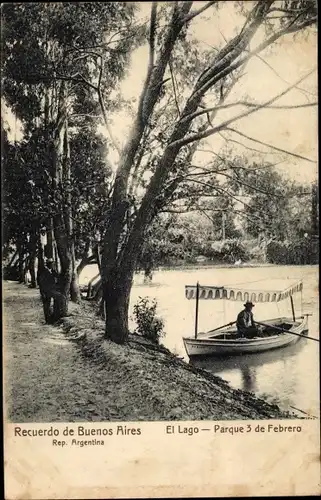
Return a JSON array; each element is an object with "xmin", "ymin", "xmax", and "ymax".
[{"xmin": 2, "ymin": 1, "xmax": 319, "ymax": 498}]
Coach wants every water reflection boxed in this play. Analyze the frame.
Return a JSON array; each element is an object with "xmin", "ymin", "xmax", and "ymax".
[
  {"xmin": 190, "ymin": 338, "xmax": 308, "ymax": 397},
  {"xmin": 191, "ymin": 337, "xmax": 307, "ymax": 373},
  {"xmin": 241, "ymin": 366, "xmax": 257, "ymax": 393}
]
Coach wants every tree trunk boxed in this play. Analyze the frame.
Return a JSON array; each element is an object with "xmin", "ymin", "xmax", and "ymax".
[
  {"xmin": 17, "ymin": 237, "xmax": 26, "ymax": 283},
  {"xmin": 70, "ymin": 274, "xmax": 81, "ymax": 302},
  {"xmin": 28, "ymin": 229, "xmax": 38, "ymax": 288},
  {"xmin": 54, "ymin": 265, "xmax": 71, "ymax": 319},
  {"xmin": 28, "ymin": 257, "xmax": 37, "ymax": 288},
  {"xmin": 7, "ymin": 249, "xmax": 18, "ymax": 269},
  {"xmin": 99, "ymin": 297, "xmax": 105, "ymax": 319},
  {"xmin": 144, "ymin": 267, "xmax": 153, "ymax": 283},
  {"xmin": 23, "ymin": 257, "xmax": 29, "ymax": 285},
  {"xmin": 76, "ymin": 259, "xmax": 88, "ymax": 277},
  {"xmin": 76, "ymin": 256, "xmax": 97, "ymax": 276},
  {"xmin": 95, "ymin": 244, "xmax": 102, "ymax": 272},
  {"xmin": 103, "ymin": 265, "xmax": 134, "ymax": 344},
  {"xmin": 45, "ymin": 220, "xmax": 54, "ymax": 259},
  {"xmin": 70, "ymin": 249, "xmax": 81, "ymax": 303},
  {"xmin": 37, "ymin": 231, "xmax": 45, "ymax": 270},
  {"xmin": 50, "ymin": 86, "xmax": 75, "ymax": 318},
  {"xmin": 76, "ymin": 240, "xmax": 96, "ymax": 276},
  {"xmin": 86, "ymin": 273, "xmax": 100, "ymax": 299},
  {"xmin": 52, "ymin": 196, "xmax": 73, "ymax": 317},
  {"xmin": 100, "ymin": 4, "xmax": 194, "ymax": 343},
  {"xmin": 74, "ymin": 252, "xmax": 97, "ymax": 301}
]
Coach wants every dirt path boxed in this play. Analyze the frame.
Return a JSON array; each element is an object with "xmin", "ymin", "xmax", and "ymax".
[
  {"xmin": 4, "ymin": 280, "xmax": 291, "ymax": 422},
  {"xmin": 4, "ymin": 281, "xmax": 120, "ymax": 422}
]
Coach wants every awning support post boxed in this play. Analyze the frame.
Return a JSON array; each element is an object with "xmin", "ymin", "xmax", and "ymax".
[
  {"xmin": 290, "ymin": 295, "xmax": 296, "ymax": 322},
  {"xmin": 195, "ymin": 281, "xmax": 200, "ymax": 339}
]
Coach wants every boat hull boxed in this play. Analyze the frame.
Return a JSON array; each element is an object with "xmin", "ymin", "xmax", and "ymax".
[{"xmin": 183, "ymin": 316, "xmax": 308, "ymax": 357}]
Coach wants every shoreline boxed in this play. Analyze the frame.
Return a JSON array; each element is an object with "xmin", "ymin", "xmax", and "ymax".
[
  {"xmin": 60, "ymin": 300, "xmax": 300, "ymax": 421},
  {"xmin": 79, "ymin": 263, "xmax": 318, "ymax": 288},
  {"xmin": 150, "ymin": 263, "xmax": 319, "ymax": 272}
]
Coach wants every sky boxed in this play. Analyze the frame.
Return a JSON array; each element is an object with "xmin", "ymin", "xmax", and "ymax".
[{"xmin": 3, "ymin": 1, "xmax": 318, "ymax": 185}]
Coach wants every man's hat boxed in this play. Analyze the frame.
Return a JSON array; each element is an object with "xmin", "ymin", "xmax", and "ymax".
[
  {"xmin": 46, "ymin": 258, "xmax": 54, "ymax": 264},
  {"xmin": 244, "ymin": 301, "xmax": 255, "ymax": 307}
]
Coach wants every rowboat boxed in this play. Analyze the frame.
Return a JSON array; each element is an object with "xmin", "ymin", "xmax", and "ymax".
[
  {"xmin": 190, "ymin": 330, "xmax": 308, "ymax": 372},
  {"xmin": 183, "ymin": 279, "xmax": 310, "ymax": 358},
  {"xmin": 183, "ymin": 315, "xmax": 309, "ymax": 357}
]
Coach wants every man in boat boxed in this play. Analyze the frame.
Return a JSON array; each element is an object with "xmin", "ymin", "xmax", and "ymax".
[{"xmin": 237, "ymin": 301, "xmax": 259, "ymax": 338}]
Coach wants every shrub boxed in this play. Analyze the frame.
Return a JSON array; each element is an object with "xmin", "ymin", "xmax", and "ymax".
[
  {"xmin": 266, "ymin": 239, "xmax": 319, "ymax": 265},
  {"xmin": 133, "ymin": 297, "xmax": 165, "ymax": 345},
  {"xmin": 249, "ymin": 245, "xmax": 266, "ymax": 263},
  {"xmin": 3, "ymin": 265, "xmax": 19, "ymax": 280},
  {"xmin": 266, "ymin": 241, "xmax": 289, "ymax": 264},
  {"xmin": 287, "ymin": 239, "xmax": 319, "ymax": 265},
  {"xmin": 206, "ymin": 239, "xmax": 250, "ymax": 263}
]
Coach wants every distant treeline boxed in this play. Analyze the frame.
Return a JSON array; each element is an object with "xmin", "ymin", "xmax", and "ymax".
[{"xmin": 141, "ymin": 238, "xmax": 319, "ymax": 268}]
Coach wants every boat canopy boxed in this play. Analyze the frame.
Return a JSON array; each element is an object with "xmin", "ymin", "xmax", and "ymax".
[{"xmin": 185, "ymin": 279, "xmax": 303, "ymax": 303}]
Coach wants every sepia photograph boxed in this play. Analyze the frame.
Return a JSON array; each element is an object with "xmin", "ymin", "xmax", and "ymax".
[{"xmin": 2, "ymin": 1, "xmax": 319, "ymax": 498}]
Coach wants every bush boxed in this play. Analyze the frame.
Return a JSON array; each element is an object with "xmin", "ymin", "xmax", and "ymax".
[
  {"xmin": 133, "ymin": 297, "xmax": 165, "ymax": 345},
  {"xmin": 266, "ymin": 239, "xmax": 319, "ymax": 265},
  {"xmin": 3, "ymin": 265, "xmax": 19, "ymax": 280},
  {"xmin": 249, "ymin": 245, "xmax": 266, "ymax": 263},
  {"xmin": 287, "ymin": 239, "xmax": 319, "ymax": 265},
  {"xmin": 266, "ymin": 241, "xmax": 289, "ymax": 264},
  {"xmin": 205, "ymin": 239, "xmax": 250, "ymax": 263}
]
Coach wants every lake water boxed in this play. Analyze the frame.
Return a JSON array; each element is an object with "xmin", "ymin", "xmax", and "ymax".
[{"xmin": 79, "ymin": 264, "xmax": 319, "ymax": 416}]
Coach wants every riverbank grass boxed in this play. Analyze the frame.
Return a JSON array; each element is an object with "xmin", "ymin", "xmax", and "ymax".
[{"xmin": 60, "ymin": 300, "xmax": 296, "ymax": 421}]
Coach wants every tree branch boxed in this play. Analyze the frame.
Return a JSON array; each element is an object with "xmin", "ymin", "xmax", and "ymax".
[
  {"xmin": 193, "ymin": 1, "xmax": 274, "ymax": 97},
  {"xmin": 169, "ymin": 68, "xmax": 316, "ymax": 149},
  {"xmin": 96, "ymin": 56, "xmax": 122, "ymax": 156},
  {"xmin": 247, "ymin": 50, "xmax": 317, "ymax": 99},
  {"xmin": 183, "ymin": 1, "xmax": 218, "ymax": 23},
  {"xmin": 182, "ymin": 99, "xmax": 317, "ymax": 123},
  {"xmin": 226, "ymin": 128, "xmax": 317, "ymax": 164},
  {"xmin": 215, "ymin": 170, "xmax": 280, "ymax": 198},
  {"xmin": 185, "ymin": 156, "xmax": 286, "ymax": 198},
  {"xmin": 169, "ymin": 57, "xmax": 181, "ymax": 117},
  {"xmin": 72, "ymin": 51, "xmax": 102, "ymax": 63},
  {"xmin": 186, "ymin": 178, "xmax": 257, "ymax": 212},
  {"xmin": 268, "ymin": 7, "xmax": 313, "ymax": 15},
  {"xmin": 139, "ymin": 2, "xmax": 158, "ymax": 123},
  {"xmin": 192, "ymin": 14, "xmax": 316, "ymax": 102},
  {"xmin": 219, "ymin": 132, "xmax": 280, "ymax": 155}
]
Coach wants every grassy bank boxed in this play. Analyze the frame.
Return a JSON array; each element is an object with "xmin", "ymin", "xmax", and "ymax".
[{"xmin": 60, "ymin": 302, "xmax": 297, "ymax": 421}]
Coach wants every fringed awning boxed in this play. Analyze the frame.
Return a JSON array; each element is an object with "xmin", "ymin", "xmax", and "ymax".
[{"xmin": 185, "ymin": 280, "xmax": 303, "ymax": 303}]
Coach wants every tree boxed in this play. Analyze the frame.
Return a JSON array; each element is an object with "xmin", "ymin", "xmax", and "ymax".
[
  {"xmin": 2, "ymin": 122, "xmax": 49, "ymax": 285},
  {"xmin": 2, "ymin": 2, "xmax": 140, "ymax": 313},
  {"xmin": 137, "ymin": 213, "xmax": 214, "ymax": 277},
  {"xmin": 99, "ymin": 1, "xmax": 316, "ymax": 343},
  {"xmin": 237, "ymin": 164, "xmax": 313, "ymax": 241},
  {"xmin": 70, "ymin": 128, "xmax": 112, "ymax": 279}
]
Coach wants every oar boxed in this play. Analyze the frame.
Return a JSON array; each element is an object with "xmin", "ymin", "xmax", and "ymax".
[
  {"xmin": 255, "ymin": 321, "xmax": 319, "ymax": 343},
  {"xmin": 208, "ymin": 320, "xmax": 236, "ymax": 333},
  {"xmin": 290, "ymin": 405, "xmax": 318, "ymax": 419}
]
